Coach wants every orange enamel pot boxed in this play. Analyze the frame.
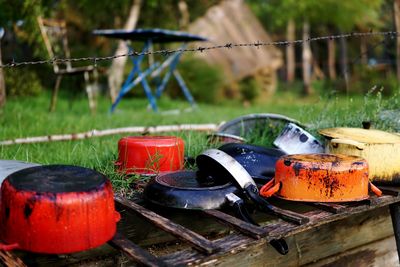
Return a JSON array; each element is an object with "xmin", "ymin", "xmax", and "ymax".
[{"xmin": 260, "ymin": 154, "xmax": 382, "ymax": 202}]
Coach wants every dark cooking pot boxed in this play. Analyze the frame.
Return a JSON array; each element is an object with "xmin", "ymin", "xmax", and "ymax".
[
  {"xmin": 218, "ymin": 143, "xmax": 286, "ymax": 182},
  {"xmin": 0, "ymin": 165, "xmax": 120, "ymax": 254},
  {"xmin": 143, "ymin": 170, "xmax": 238, "ymax": 210},
  {"xmin": 143, "ymin": 171, "xmax": 258, "ymax": 232}
]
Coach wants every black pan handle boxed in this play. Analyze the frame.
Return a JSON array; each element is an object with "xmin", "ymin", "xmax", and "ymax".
[
  {"xmin": 233, "ymin": 201, "xmax": 288, "ymax": 255},
  {"xmin": 233, "ymin": 202, "xmax": 257, "ymax": 225},
  {"xmin": 226, "ymin": 192, "xmax": 288, "ymax": 255},
  {"xmin": 243, "ymin": 184, "xmax": 289, "ymax": 255},
  {"xmin": 244, "ymin": 184, "xmax": 279, "ymax": 213},
  {"xmin": 269, "ymin": 239, "xmax": 288, "ymax": 255},
  {"xmin": 247, "ymin": 184, "xmax": 309, "ymax": 225},
  {"xmin": 184, "ymin": 156, "xmax": 196, "ymax": 167}
]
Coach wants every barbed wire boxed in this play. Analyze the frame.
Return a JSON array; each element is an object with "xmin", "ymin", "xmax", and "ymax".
[{"xmin": 0, "ymin": 31, "xmax": 398, "ymax": 69}]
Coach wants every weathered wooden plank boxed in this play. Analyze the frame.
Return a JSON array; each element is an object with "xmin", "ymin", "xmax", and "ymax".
[
  {"xmin": 367, "ymin": 196, "xmax": 382, "ymax": 206},
  {"xmin": 390, "ymin": 202, "xmax": 400, "ymax": 262},
  {"xmin": 108, "ymin": 233, "xmax": 167, "ymax": 267},
  {"xmin": 378, "ymin": 187, "xmax": 400, "ymax": 196},
  {"xmin": 0, "ymin": 251, "xmax": 27, "ymax": 267},
  {"xmin": 203, "ymin": 209, "xmax": 268, "ymax": 239},
  {"xmin": 163, "ymin": 193, "xmax": 400, "ymax": 265},
  {"xmin": 117, "ymin": 193, "xmax": 398, "ymax": 248},
  {"xmin": 354, "ymin": 195, "xmax": 394, "ymax": 206},
  {"xmin": 11, "ymin": 245, "xmax": 117, "ymax": 267},
  {"xmin": 117, "ymin": 206, "xmax": 229, "ymax": 247},
  {"xmin": 305, "ymin": 236, "xmax": 399, "ymax": 267},
  {"xmin": 161, "ymin": 207, "xmax": 394, "ymax": 266},
  {"xmin": 267, "ymin": 195, "xmax": 397, "ymax": 239},
  {"xmin": 308, "ymin": 203, "xmax": 347, "ymax": 214},
  {"xmin": 115, "ymin": 196, "xmax": 219, "ymax": 255},
  {"xmin": 294, "ymin": 208, "xmax": 393, "ymax": 265},
  {"xmin": 268, "ymin": 205, "xmax": 310, "ymax": 225}
]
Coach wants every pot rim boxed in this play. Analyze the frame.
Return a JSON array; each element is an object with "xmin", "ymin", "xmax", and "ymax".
[
  {"xmin": 319, "ymin": 127, "xmax": 400, "ymax": 144},
  {"xmin": 197, "ymin": 149, "xmax": 256, "ymax": 189},
  {"xmin": 273, "ymin": 195, "xmax": 370, "ymax": 202}
]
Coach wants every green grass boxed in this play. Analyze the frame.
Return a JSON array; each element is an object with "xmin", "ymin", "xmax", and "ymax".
[{"xmin": 1, "ymin": 88, "xmax": 399, "ymax": 191}]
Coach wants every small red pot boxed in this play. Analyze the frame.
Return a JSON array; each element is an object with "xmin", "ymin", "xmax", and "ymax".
[
  {"xmin": 116, "ymin": 136, "xmax": 185, "ymax": 175},
  {"xmin": 0, "ymin": 165, "xmax": 120, "ymax": 254}
]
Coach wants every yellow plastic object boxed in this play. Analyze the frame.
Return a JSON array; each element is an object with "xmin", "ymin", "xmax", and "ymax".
[
  {"xmin": 319, "ymin": 128, "xmax": 400, "ymax": 143},
  {"xmin": 319, "ymin": 128, "xmax": 400, "ymax": 184}
]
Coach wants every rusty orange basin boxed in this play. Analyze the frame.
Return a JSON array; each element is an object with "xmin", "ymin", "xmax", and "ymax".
[{"xmin": 260, "ymin": 154, "xmax": 382, "ymax": 202}]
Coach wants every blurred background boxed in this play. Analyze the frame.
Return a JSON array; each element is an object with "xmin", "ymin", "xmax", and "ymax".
[
  {"xmin": 0, "ymin": 0, "xmax": 398, "ymax": 105},
  {"xmin": 2, "ymin": 0, "xmax": 400, "ymax": 172}
]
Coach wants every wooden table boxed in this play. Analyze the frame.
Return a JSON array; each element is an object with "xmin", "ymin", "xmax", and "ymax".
[{"xmin": 93, "ymin": 28, "xmax": 207, "ymax": 112}]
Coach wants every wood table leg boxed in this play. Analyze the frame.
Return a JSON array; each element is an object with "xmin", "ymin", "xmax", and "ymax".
[
  {"xmin": 49, "ymin": 75, "xmax": 62, "ymax": 112},
  {"xmin": 389, "ymin": 202, "xmax": 400, "ymax": 263}
]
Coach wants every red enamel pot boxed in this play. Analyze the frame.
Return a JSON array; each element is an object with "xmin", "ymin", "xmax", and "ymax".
[
  {"xmin": 116, "ymin": 136, "xmax": 185, "ymax": 175},
  {"xmin": 0, "ymin": 165, "xmax": 120, "ymax": 254}
]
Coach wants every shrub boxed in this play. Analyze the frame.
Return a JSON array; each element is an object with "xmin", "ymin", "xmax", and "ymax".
[
  {"xmin": 4, "ymin": 68, "xmax": 43, "ymax": 97},
  {"xmin": 239, "ymin": 76, "xmax": 260, "ymax": 103},
  {"xmin": 171, "ymin": 57, "xmax": 225, "ymax": 103},
  {"xmin": 350, "ymin": 66, "xmax": 398, "ymax": 95}
]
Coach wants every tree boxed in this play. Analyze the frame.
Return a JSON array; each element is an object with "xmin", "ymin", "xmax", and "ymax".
[
  {"xmin": 286, "ymin": 19, "xmax": 295, "ymax": 83},
  {"xmin": 395, "ymin": 0, "xmax": 400, "ymax": 81},
  {"xmin": 250, "ymin": 0, "xmax": 383, "ymax": 94},
  {"xmin": 0, "ymin": 29, "xmax": 4, "ymax": 108},
  {"xmin": 178, "ymin": 0, "xmax": 190, "ymax": 29},
  {"xmin": 302, "ymin": 21, "xmax": 312, "ymax": 94},
  {"xmin": 107, "ymin": 0, "xmax": 142, "ymax": 102},
  {"xmin": 0, "ymin": 0, "xmax": 51, "ymax": 108},
  {"xmin": 323, "ymin": 1, "xmax": 382, "ymax": 92}
]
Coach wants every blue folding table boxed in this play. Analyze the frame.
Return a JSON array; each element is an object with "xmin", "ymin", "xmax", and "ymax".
[{"xmin": 93, "ymin": 28, "xmax": 208, "ymax": 112}]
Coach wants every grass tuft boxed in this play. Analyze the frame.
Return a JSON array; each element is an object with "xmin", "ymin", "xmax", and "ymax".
[{"xmin": 1, "ymin": 89, "xmax": 399, "ymax": 191}]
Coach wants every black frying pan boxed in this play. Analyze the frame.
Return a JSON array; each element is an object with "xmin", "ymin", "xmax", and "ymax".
[
  {"xmin": 143, "ymin": 171, "xmax": 255, "ymax": 224},
  {"xmin": 143, "ymin": 170, "xmax": 287, "ymax": 254},
  {"xmin": 218, "ymin": 143, "xmax": 286, "ymax": 183}
]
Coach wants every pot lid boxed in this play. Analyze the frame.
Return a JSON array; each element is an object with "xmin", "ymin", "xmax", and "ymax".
[
  {"xmin": 319, "ymin": 128, "xmax": 400, "ymax": 144},
  {"xmin": 155, "ymin": 170, "xmax": 232, "ymax": 190},
  {"xmin": 143, "ymin": 171, "xmax": 238, "ymax": 210}
]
